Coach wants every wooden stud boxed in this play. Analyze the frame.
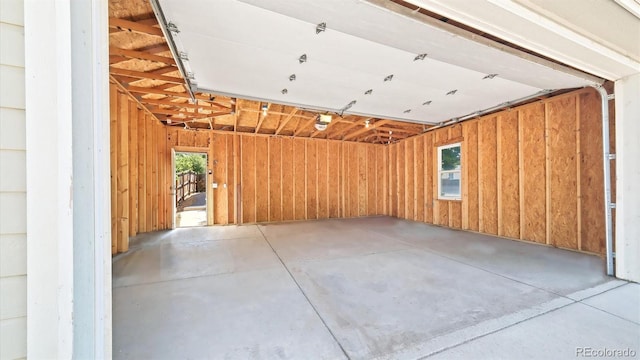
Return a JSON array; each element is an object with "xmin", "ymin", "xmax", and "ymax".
[
  {"xmin": 109, "ymin": 67, "xmax": 184, "ymax": 84},
  {"xmin": 109, "ymin": 17, "xmax": 165, "ymax": 37},
  {"xmin": 129, "ymin": 102, "xmax": 139, "ymax": 237},
  {"xmin": 518, "ymin": 110, "xmax": 525, "ymax": 240},
  {"xmin": 109, "ymin": 85, "xmax": 118, "ymax": 254},
  {"xmin": 461, "ymin": 124, "xmax": 469, "ymax": 229},
  {"xmin": 109, "ymin": 47, "xmax": 176, "ymax": 65},
  {"xmin": 117, "ymin": 93, "xmax": 130, "ymax": 252},
  {"xmin": 137, "ymin": 108, "xmax": 147, "ymax": 233},
  {"xmin": 576, "ymin": 96, "xmax": 582, "ymax": 250},
  {"xmin": 477, "ymin": 120, "xmax": 484, "ymax": 232},
  {"xmin": 545, "ymin": 102, "xmax": 551, "ymax": 245},
  {"xmin": 496, "ymin": 115, "xmax": 503, "ymax": 236}
]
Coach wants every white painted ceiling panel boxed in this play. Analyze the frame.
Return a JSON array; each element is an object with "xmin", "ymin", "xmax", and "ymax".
[{"xmin": 157, "ymin": 0, "xmax": 601, "ymax": 124}]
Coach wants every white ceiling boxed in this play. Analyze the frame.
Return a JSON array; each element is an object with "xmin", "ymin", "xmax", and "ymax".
[{"xmin": 156, "ymin": 0, "xmax": 602, "ymax": 124}]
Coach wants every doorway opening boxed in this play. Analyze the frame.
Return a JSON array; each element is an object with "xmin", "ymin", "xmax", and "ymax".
[{"xmin": 174, "ymin": 151, "xmax": 208, "ymax": 228}]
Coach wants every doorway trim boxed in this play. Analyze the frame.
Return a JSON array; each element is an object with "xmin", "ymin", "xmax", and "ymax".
[{"xmin": 172, "ymin": 147, "xmax": 212, "ymax": 227}]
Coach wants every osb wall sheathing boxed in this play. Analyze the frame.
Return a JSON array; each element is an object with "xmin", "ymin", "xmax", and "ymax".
[
  {"xmin": 166, "ymin": 130, "xmax": 389, "ymax": 226},
  {"xmin": 387, "ymin": 87, "xmax": 612, "ymax": 255},
  {"xmin": 110, "ymin": 81, "xmax": 170, "ymax": 254}
]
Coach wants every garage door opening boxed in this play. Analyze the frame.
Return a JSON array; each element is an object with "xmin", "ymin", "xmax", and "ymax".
[{"xmin": 173, "ymin": 151, "xmax": 208, "ymax": 228}]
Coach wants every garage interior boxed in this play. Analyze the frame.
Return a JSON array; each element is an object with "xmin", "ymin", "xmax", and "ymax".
[{"xmin": 108, "ymin": 0, "xmax": 639, "ymax": 358}]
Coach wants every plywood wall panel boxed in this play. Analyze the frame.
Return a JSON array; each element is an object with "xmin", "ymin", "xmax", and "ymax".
[
  {"xmin": 520, "ymin": 103, "xmax": 547, "ymax": 244},
  {"xmin": 213, "ymin": 134, "xmax": 228, "ymax": 224},
  {"xmin": 434, "ymin": 128, "xmax": 450, "ymax": 226},
  {"xmin": 269, "ymin": 137, "xmax": 283, "ymax": 222},
  {"xmin": 375, "ymin": 146, "xmax": 385, "ymax": 215},
  {"xmin": 579, "ymin": 90, "xmax": 605, "ymax": 253},
  {"xmin": 306, "ymin": 140, "xmax": 318, "ymax": 219},
  {"xmin": 293, "ymin": 138, "xmax": 306, "ymax": 220},
  {"xmin": 348, "ymin": 143, "xmax": 359, "ymax": 218},
  {"xmin": 414, "ymin": 136, "xmax": 425, "ymax": 222},
  {"xmin": 255, "ymin": 136, "xmax": 269, "ymax": 222},
  {"xmin": 405, "ymin": 140, "xmax": 415, "ymax": 220},
  {"xmin": 128, "ymin": 103, "xmax": 139, "ymax": 237},
  {"xmin": 241, "ymin": 136, "xmax": 256, "ymax": 223},
  {"xmin": 479, "ymin": 117, "xmax": 498, "ymax": 235},
  {"xmin": 500, "ymin": 112, "xmax": 520, "ymax": 238},
  {"xmin": 144, "ymin": 114, "xmax": 154, "ymax": 232},
  {"xmin": 137, "ymin": 109, "xmax": 147, "ymax": 233},
  {"xmin": 356, "ymin": 144, "xmax": 366, "ymax": 216},
  {"xmin": 463, "ymin": 121, "xmax": 478, "ymax": 231},
  {"xmin": 281, "ymin": 137, "xmax": 295, "ymax": 220},
  {"xmin": 317, "ymin": 141, "xmax": 329, "ymax": 219},
  {"xmin": 328, "ymin": 142, "xmax": 340, "ymax": 218},
  {"xmin": 228, "ymin": 134, "xmax": 237, "ymax": 224},
  {"xmin": 389, "ymin": 144, "xmax": 398, "ymax": 217},
  {"xmin": 547, "ymin": 97, "xmax": 578, "ymax": 250},
  {"xmin": 450, "ymin": 202, "xmax": 462, "ymax": 229},
  {"xmin": 424, "ymin": 133, "xmax": 434, "ymax": 224},
  {"xmin": 397, "ymin": 142, "xmax": 405, "ymax": 219},
  {"xmin": 367, "ymin": 145, "xmax": 377, "ymax": 216}
]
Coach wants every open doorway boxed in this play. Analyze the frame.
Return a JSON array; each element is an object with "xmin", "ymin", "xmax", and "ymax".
[{"xmin": 174, "ymin": 151, "xmax": 208, "ymax": 228}]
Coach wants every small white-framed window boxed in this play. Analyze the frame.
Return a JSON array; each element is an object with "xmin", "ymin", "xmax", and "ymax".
[{"xmin": 437, "ymin": 142, "xmax": 461, "ymax": 200}]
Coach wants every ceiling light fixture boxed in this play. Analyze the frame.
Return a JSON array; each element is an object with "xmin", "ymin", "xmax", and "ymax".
[
  {"xmin": 365, "ymin": 119, "xmax": 370, "ymax": 128},
  {"xmin": 289, "ymin": 74, "xmax": 296, "ymax": 81},
  {"xmin": 423, "ymin": 101, "xmax": 432, "ymax": 105},
  {"xmin": 414, "ymin": 53, "xmax": 428, "ymax": 61},
  {"xmin": 261, "ymin": 103, "xmax": 268, "ymax": 116},
  {"xmin": 316, "ymin": 22, "xmax": 326, "ymax": 34},
  {"xmin": 299, "ymin": 54, "xmax": 307, "ymax": 64},
  {"xmin": 315, "ymin": 113, "xmax": 332, "ymax": 131},
  {"xmin": 319, "ymin": 114, "xmax": 332, "ymax": 123},
  {"xmin": 483, "ymin": 74, "xmax": 498, "ymax": 79},
  {"xmin": 384, "ymin": 74, "xmax": 394, "ymax": 82},
  {"xmin": 446, "ymin": 90, "xmax": 458, "ymax": 95},
  {"xmin": 365, "ymin": 89, "xmax": 373, "ymax": 95}
]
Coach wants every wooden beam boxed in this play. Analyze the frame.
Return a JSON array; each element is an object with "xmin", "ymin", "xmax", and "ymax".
[
  {"xmin": 135, "ymin": 43, "xmax": 170, "ymax": 54},
  {"xmin": 275, "ymin": 108, "xmax": 298, "ymax": 135},
  {"xmin": 374, "ymin": 126, "xmax": 422, "ymax": 135},
  {"xmin": 126, "ymin": 85, "xmax": 228, "ymax": 106},
  {"xmin": 343, "ymin": 120, "xmax": 392, "ymax": 140},
  {"xmin": 109, "ymin": 17, "xmax": 164, "ymax": 37},
  {"xmin": 149, "ymin": 66, "xmax": 180, "ymax": 76},
  {"xmin": 148, "ymin": 107, "xmax": 215, "ymax": 116},
  {"xmin": 169, "ymin": 112, "xmax": 232, "ymax": 122},
  {"xmin": 110, "ymin": 67, "xmax": 183, "ymax": 84},
  {"xmin": 330, "ymin": 118, "xmax": 370, "ymax": 139},
  {"xmin": 141, "ymin": 98, "xmax": 223, "ymax": 110},
  {"xmin": 255, "ymin": 103, "xmax": 271, "ymax": 133},
  {"xmin": 110, "ymin": 47, "xmax": 176, "ymax": 65},
  {"xmin": 294, "ymin": 118, "xmax": 316, "ymax": 136}
]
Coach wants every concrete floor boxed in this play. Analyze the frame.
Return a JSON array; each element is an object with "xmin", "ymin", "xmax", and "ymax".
[{"xmin": 113, "ymin": 217, "xmax": 639, "ymax": 359}]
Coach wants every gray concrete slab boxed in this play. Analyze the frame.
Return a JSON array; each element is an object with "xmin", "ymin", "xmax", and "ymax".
[
  {"xmin": 114, "ymin": 217, "xmax": 634, "ymax": 360},
  {"xmin": 287, "ymin": 249, "xmax": 560, "ymax": 359},
  {"xmin": 260, "ymin": 219, "xmax": 412, "ymax": 263},
  {"xmin": 366, "ymin": 219, "xmax": 611, "ymax": 295},
  {"xmin": 581, "ymin": 283, "xmax": 640, "ymax": 324},
  {"xmin": 428, "ymin": 302, "xmax": 640, "ymax": 360},
  {"xmin": 113, "ymin": 236, "xmax": 281, "ymax": 288},
  {"xmin": 113, "ymin": 267, "xmax": 346, "ymax": 359}
]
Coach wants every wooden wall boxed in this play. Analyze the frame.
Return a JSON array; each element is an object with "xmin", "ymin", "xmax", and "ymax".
[
  {"xmin": 110, "ymin": 81, "xmax": 170, "ymax": 254},
  {"xmin": 166, "ymin": 130, "xmax": 388, "ymax": 225},
  {"xmin": 387, "ymin": 88, "xmax": 610, "ymax": 254},
  {"xmin": 111, "ymin": 84, "xmax": 610, "ymax": 256}
]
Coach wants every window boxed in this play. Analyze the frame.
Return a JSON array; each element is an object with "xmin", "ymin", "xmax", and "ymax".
[{"xmin": 438, "ymin": 143, "xmax": 461, "ymax": 200}]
